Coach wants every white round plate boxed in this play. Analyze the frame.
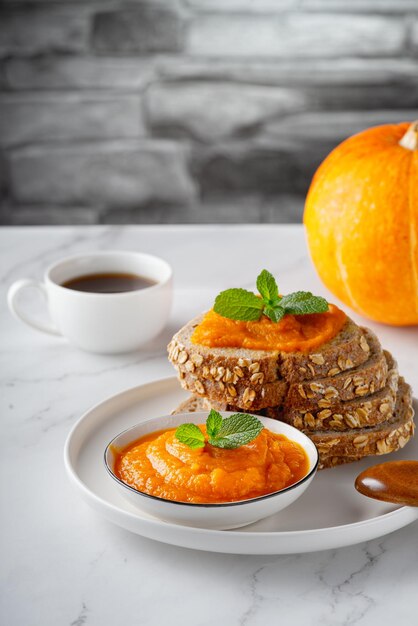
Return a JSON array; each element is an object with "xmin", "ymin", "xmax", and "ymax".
[{"xmin": 64, "ymin": 377, "xmax": 418, "ymax": 555}]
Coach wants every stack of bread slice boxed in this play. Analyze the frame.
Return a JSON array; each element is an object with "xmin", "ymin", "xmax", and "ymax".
[{"xmin": 168, "ymin": 314, "xmax": 415, "ymax": 469}]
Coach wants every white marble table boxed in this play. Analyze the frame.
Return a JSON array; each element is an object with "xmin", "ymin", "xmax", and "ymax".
[{"xmin": 1, "ymin": 225, "xmax": 417, "ymax": 626}]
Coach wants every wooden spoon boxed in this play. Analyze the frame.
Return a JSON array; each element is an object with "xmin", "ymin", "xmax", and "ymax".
[{"xmin": 355, "ymin": 460, "xmax": 418, "ymax": 506}]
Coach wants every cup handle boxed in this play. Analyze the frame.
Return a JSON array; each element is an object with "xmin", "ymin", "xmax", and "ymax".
[{"xmin": 7, "ymin": 278, "xmax": 61, "ymax": 336}]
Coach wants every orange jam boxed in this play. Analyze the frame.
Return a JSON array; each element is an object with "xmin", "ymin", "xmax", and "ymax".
[
  {"xmin": 191, "ymin": 305, "xmax": 346, "ymax": 352},
  {"xmin": 114, "ymin": 427, "xmax": 309, "ymax": 504}
]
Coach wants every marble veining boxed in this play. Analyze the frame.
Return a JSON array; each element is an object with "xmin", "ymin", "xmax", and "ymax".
[{"xmin": 1, "ymin": 226, "xmax": 417, "ymax": 626}]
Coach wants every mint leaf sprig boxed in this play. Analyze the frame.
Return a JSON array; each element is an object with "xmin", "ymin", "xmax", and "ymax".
[
  {"xmin": 175, "ymin": 409, "xmax": 264, "ymax": 450},
  {"xmin": 214, "ymin": 269, "xmax": 328, "ymax": 323}
]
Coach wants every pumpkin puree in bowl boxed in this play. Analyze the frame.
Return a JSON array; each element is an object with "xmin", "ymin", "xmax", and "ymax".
[
  {"xmin": 191, "ymin": 305, "xmax": 346, "ymax": 352},
  {"xmin": 114, "ymin": 427, "xmax": 309, "ymax": 504}
]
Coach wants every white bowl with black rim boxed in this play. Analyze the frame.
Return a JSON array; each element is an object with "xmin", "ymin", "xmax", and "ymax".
[{"xmin": 104, "ymin": 412, "xmax": 319, "ymax": 530}]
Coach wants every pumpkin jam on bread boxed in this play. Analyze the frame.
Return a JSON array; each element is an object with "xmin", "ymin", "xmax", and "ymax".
[
  {"xmin": 191, "ymin": 305, "xmax": 347, "ymax": 352},
  {"xmin": 168, "ymin": 270, "xmax": 415, "ymax": 469}
]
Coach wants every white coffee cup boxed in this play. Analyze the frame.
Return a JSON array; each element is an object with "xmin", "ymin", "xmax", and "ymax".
[{"xmin": 7, "ymin": 251, "xmax": 173, "ymax": 354}]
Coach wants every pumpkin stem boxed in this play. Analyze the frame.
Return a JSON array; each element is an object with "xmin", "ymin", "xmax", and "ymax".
[{"xmin": 399, "ymin": 120, "xmax": 418, "ymax": 151}]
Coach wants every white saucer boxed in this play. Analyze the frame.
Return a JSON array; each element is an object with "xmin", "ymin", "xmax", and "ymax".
[{"xmin": 64, "ymin": 377, "xmax": 418, "ymax": 555}]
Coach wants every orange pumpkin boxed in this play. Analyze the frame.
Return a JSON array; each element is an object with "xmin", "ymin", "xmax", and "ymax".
[{"xmin": 304, "ymin": 121, "xmax": 418, "ymax": 326}]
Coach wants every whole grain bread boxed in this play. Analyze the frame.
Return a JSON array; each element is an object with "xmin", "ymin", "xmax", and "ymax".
[
  {"xmin": 192, "ymin": 376, "xmax": 289, "ymax": 411},
  {"xmin": 168, "ymin": 313, "xmax": 371, "ymax": 410},
  {"xmin": 318, "ymin": 382, "xmax": 414, "ymax": 469},
  {"xmin": 284, "ymin": 329, "xmax": 388, "ymax": 409},
  {"xmin": 275, "ymin": 352, "xmax": 399, "ymax": 431},
  {"xmin": 171, "ymin": 395, "xmax": 205, "ymax": 415},
  {"xmin": 308, "ymin": 379, "xmax": 414, "ymax": 457},
  {"xmin": 279, "ymin": 323, "xmax": 371, "ymax": 382}
]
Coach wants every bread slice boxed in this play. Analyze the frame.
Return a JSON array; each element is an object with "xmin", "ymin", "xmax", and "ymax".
[
  {"xmin": 285, "ymin": 329, "xmax": 388, "ymax": 409},
  {"xmin": 171, "ymin": 395, "xmax": 206, "ymax": 415},
  {"xmin": 168, "ymin": 314, "xmax": 371, "ymax": 410},
  {"xmin": 310, "ymin": 379, "xmax": 414, "ymax": 457},
  {"xmin": 318, "ymin": 382, "xmax": 414, "ymax": 469},
  {"xmin": 276, "ymin": 352, "xmax": 398, "ymax": 432}
]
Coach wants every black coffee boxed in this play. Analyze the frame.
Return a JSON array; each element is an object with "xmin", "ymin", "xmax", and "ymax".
[{"xmin": 62, "ymin": 272, "xmax": 156, "ymax": 294}]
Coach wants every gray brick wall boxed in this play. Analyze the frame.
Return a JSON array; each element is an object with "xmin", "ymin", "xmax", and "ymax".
[{"xmin": 0, "ymin": 0, "xmax": 417, "ymax": 225}]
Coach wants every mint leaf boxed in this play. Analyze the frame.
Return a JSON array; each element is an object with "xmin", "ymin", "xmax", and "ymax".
[
  {"xmin": 264, "ymin": 305, "xmax": 285, "ymax": 323},
  {"xmin": 176, "ymin": 412, "xmax": 264, "ymax": 451},
  {"xmin": 212, "ymin": 271, "xmax": 330, "ymax": 324},
  {"xmin": 175, "ymin": 423, "xmax": 205, "ymax": 449},
  {"xmin": 256, "ymin": 270, "xmax": 279, "ymax": 304},
  {"xmin": 206, "ymin": 409, "xmax": 223, "ymax": 438},
  {"xmin": 280, "ymin": 291, "xmax": 329, "ymax": 315},
  {"xmin": 209, "ymin": 413, "xmax": 264, "ymax": 450},
  {"xmin": 214, "ymin": 288, "xmax": 264, "ymax": 321}
]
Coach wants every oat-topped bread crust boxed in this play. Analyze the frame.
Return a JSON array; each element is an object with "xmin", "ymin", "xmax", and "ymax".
[
  {"xmin": 168, "ymin": 313, "xmax": 371, "ymax": 410},
  {"xmin": 284, "ymin": 329, "xmax": 388, "ymax": 409},
  {"xmin": 309, "ymin": 379, "xmax": 414, "ymax": 457},
  {"xmin": 278, "ymin": 321, "xmax": 371, "ymax": 382},
  {"xmin": 277, "ymin": 352, "xmax": 399, "ymax": 432},
  {"xmin": 190, "ymin": 376, "xmax": 289, "ymax": 411}
]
